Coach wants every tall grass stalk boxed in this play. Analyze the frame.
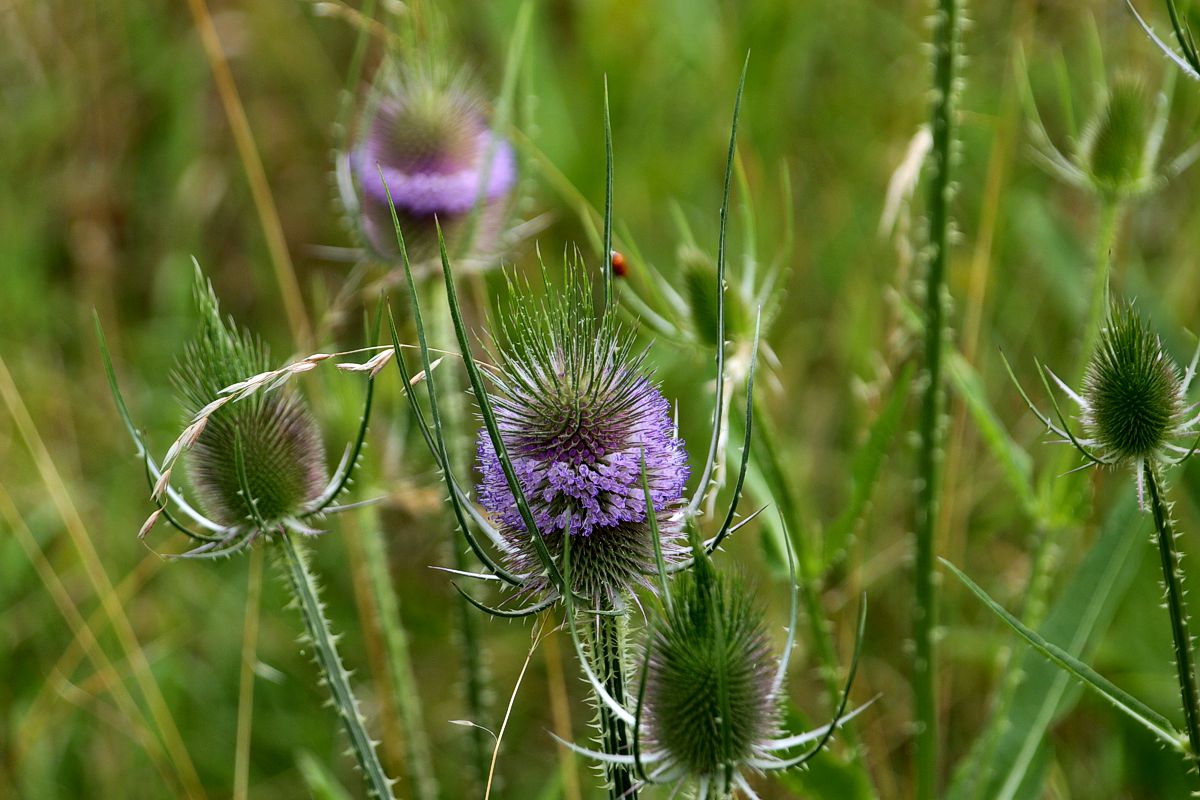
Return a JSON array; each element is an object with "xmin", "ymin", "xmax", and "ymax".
[
  {"xmin": 1144, "ymin": 463, "xmax": 1200, "ymax": 777},
  {"xmin": 233, "ymin": 546, "xmax": 264, "ymax": 800},
  {"xmin": 915, "ymin": 1, "xmax": 961, "ymax": 796},
  {"xmin": 0, "ymin": 352, "xmax": 207, "ymax": 799}
]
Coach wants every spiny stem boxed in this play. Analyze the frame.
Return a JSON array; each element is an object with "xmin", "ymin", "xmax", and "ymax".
[
  {"xmin": 1144, "ymin": 463, "xmax": 1200, "ymax": 777},
  {"xmin": 915, "ymin": 1, "xmax": 961, "ymax": 797},
  {"xmin": 595, "ymin": 613, "xmax": 637, "ymax": 799},
  {"xmin": 278, "ymin": 532, "xmax": 396, "ymax": 799}
]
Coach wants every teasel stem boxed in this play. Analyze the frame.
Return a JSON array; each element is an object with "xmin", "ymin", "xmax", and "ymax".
[
  {"xmin": 278, "ymin": 531, "xmax": 396, "ymax": 799},
  {"xmin": 1083, "ymin": 200, "xmax": 1121, "ymax": 363},
  {"xmin": 1144, "ymin": 462, "xmax": 1200, "ymax": 776},
  {"xmin": 914, "ymin": 1, "xmax": 961, "ymax": 797},
  {"xmin": 593, "ymin": 611, "xmax": 637, "ymax": 799}
]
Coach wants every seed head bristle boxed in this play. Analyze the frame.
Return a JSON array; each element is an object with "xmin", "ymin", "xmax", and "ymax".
[{"xmin": 1083, "ymin": 301, "xmax": 1183, "ymax": 463}]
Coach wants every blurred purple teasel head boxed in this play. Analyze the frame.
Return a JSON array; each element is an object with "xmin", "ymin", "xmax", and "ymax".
[{"xmin": 340, "ymin": 64, "xmax": 517, "ymax": 271}]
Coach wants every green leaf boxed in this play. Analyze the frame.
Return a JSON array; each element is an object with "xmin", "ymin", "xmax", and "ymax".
[
  {"xmin": 823, "ymin": 363, "xmax": 914, "ymax": 567},
  {"xmin": 295, "ymin": 750, "xmax": 355, "ymax": 800},
  {"xmin": 945, "ymin": 495, "xmax": 1151, "ymax": 800},
  {"xmin": 944, "ymin": 556, "xmax": 1178, "ymax": 750},
  {"xmin": 946, "ymin": 351, "xmax": 1038, "ymax": 520}
]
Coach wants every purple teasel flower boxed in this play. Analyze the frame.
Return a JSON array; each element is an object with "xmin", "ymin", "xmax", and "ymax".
[
  {"xmin": 473, "ymin": 271, "xmax": 691, "ymax": 606},
  {"xmin": 385, "ymin": 67, "xmax": 765, "ymax": 620},
  {"xmin": 340, "ymin": 67, "xmax": 517, "ymax": 270}
]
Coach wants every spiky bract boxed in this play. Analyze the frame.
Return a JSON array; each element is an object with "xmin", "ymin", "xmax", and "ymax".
[
  {"xmin": 474, "ymin": 268, "xmax": 689, "ymax": 605},
  {"xmin": 173, "ymin": 280, "xmax": 327, "ymax": 525},
  {"xmin": 344, "ymin": 65, "xmax": 516, "ymax": 266},
  {"xmin": 1083, "ymin": 302, "xmax": 1183, "ymax": 463},
  {"xmin": 643, "ymin": 568, "xmax": 777, "ymax": 779}
]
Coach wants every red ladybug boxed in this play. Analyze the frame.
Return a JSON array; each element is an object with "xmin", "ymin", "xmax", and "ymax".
[{"xmin": 610, "ymin": 250, "xmax": 628, "ymax": 278}]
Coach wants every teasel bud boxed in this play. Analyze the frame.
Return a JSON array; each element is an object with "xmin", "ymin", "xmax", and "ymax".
[
  {"xmin": 1021, "ymin": 55, "xmax": 1197, "ymax": 201},
  {"xmin": 554, "ymin": 529, "xmax": 869, "ymax": 798},
  {"xmin": 679, "ymin": 244, "xmax": 749, "ymax": 349},
  {"xmin": 1077, "ymin": 76, "xmax": 1152, "ymax": 199},
  {"xmin": 1005, "ymin": 299, "xmax": 1200, "ymax": 505},
  {"xmin": 173, "ymin": 279, "xmax": 328, "ymax": 526},
  {"xmin": 474, "ymin": 268, "xmax": 690, "ymax": 607},
  {"xmin": 1082, "ymin": 301, "xmax": 1186, "ymax": 464},
  {"xmin": 340, "ymin": 64, "xmax": 517, "ymax": 270},
  {"xmin": 642, "ymin": 566, "xmax": 777, "ymax": 781}
]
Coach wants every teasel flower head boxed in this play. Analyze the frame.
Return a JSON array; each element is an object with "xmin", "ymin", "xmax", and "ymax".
[
  {"xmin": 103, "ymin": 267, "xmax": 384, "ymax": 559},
  {"xmin": 339, "ymin": 63, "xmax": 517, "ymax": 270},
  {"xmin": 553, "ymin": 531, "xmax": 870, "ymax": 798},
  {"xmin": 173, "ymin": 283, "xmax": 328, "ymax": 527},
  {"xmin": 474, "ymin": 267, "xmax": 690, "ymax": 606},
  {"xmin": 390, "ymin": 63, "xmax": 762, "ymax": 619},
  {"xmin": 1076, "ymin": 76, "xmax": 1155, "ymax": 198},
  {"xmin": 1020, "ymin": 45, "xmax": 1199, "ymax": 201},
  {"xmin": 1004, "ymin": 299, "xmax": 1200, "ymax": 506}
]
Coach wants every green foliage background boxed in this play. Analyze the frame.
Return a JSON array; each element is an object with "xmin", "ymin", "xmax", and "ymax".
[{"xmin": 4, "ymin": 0, "xmax": 1200, "ymax": 797}]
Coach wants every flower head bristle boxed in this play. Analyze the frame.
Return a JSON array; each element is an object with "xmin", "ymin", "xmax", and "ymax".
[
  {"xmin": 1083, "ymin": 301, "xmax": 1183, "ymax": 463},
  {"xmin": 474, "ymin": 260, "xmax": 689, "ymax": 605},
  {"xmin": 173, "ymin": 275, "xmax": 327, "ymax": 526}
]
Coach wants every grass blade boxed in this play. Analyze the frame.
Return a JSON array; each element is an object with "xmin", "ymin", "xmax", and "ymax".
[{"xmin": 942, "ymin": 557, "xmax": 1182, "ymax": 752}]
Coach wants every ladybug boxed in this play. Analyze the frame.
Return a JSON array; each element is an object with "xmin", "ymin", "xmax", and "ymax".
[{"xmin": 610, "ymin": 249, "xmax": 629, "ymax": 278}]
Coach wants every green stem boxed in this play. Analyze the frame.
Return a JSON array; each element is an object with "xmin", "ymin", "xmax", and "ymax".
[
  {"xmin": 1144, "ymin": 463, "xmax": 1200, "ymax": 776},
  {"xmin": 915, "ymin": 1, "xmax": 961, "ymax": 797},
  {"xmin": 278, "ymin": 532, "xmax": 396, "ymax": 799},
  {"xmin": 358, "ymin": 508, "xmax": 439, "ymax": 800},
  {"xmin": 426, "ymin": 277, "xmax": 493, "ymax": 792},
  {"xmin": 1082, "ymin": 200, "xmax": 1121, "ymax": 363},
  {"xmin": 595, "ymin": 613, "xmax": 637, "ymax": 799}
]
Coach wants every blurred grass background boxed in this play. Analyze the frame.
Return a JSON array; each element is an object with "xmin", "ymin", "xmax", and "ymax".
[{"xmin": 5, "ymin": 0, "xmax": 1200, "ymax": 797}]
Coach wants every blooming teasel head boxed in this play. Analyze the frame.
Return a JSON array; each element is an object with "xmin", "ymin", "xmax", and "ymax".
[
  {"xmin": 553, "ymin": 529, "xmax": 870, "ymax": 799},
  {"xmin": 1004, "ymin": 299, "xmax": 1200, "ymax": 504},
  {"xmin": 386, "ymin": 64, "xmax": 763, "ymax": 619},
  {"xmin": 339, "ymin": 62, "xmax": 517, "ymax": 270},
  {"xmin": 472, "ymin": 264, "xmax": 691, "ymax": 606},
  {"xmin": 101, "ymin": 268, "xmax": 385, "ymax": 558}
]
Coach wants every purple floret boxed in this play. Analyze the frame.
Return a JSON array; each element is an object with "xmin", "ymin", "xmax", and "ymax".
[
  {"xmin": 477, "ymin": 378, "xmax": 687, "ymax": 538},
  {"xmin": 352, "ymin": 131, "xmax": 516, "ymax": 217}
]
